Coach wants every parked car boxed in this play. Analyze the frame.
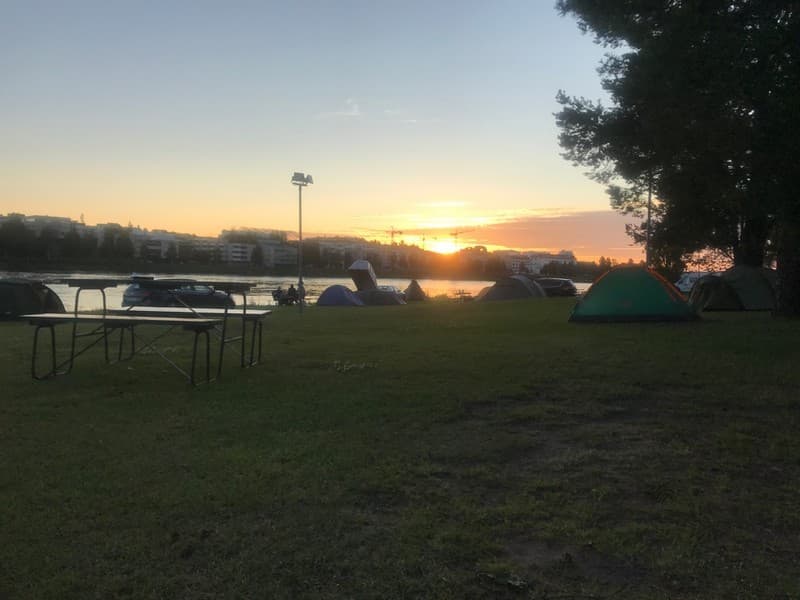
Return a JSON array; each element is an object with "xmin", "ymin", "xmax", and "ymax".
[
  {"xmin": 122, "ymin": 279, "xmax": 235, "ymax": 308},
  {"xmin": 532, "ymin": 277, "xmax": 579, "ymax": 297}
]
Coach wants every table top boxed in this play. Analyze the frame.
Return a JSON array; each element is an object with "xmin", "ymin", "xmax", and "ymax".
[
  {"xmin": 23, "ymin": 312, "xmax": 221, "ymax": 325},
  {"xmin": 52, "ymin": 277, "xmax": 255, "ymax": 293},
  {"xmin": 111, "ymin": 307, "xmax": 272, "ymax": 317},
  {"xmin": 55, "ymin": 277, "xmax": 124, "ymax": 289}
]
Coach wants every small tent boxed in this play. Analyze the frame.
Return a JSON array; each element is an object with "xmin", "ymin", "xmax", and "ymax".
[
  {"xmin": 687, "ymin": 275, "xmax": 743, "ymax": 311},
  {"xmin": 404, "ymin": 279, "xmax": 427, "ymax": 301},
  {"xmin": 475, "ymin": 275, "xmax": 546, "ymax": 302},
  {"xmin": 356, "ymin": 289, "xmax": 406, "ymax": 305},
  {"xmin": 0, "ymin": 278, "xmax": 65, "ymax": 319},
  {"xmin": 569, "ymin": 267, "xmax": 697, "ymax": 322},
  {"xmin": 316, "ymin": 285, "xmax": 365, "ymax": 306},
  {"xmin": 689, "ymin": 266, "xmax": 776, "ymax": 311}
]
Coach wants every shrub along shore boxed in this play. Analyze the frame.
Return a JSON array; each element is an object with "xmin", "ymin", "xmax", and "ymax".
[{"xmin": 2, "ymin": 299, "xmax": 799, "ymax": 599}]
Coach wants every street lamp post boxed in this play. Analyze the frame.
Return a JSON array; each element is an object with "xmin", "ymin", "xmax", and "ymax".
[{"xmin": 291, "ymin": 172, "xmax": 313, "ymax": 312}]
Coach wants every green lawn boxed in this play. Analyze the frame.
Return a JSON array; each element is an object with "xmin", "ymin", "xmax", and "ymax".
[{"xmin": 1, "ymin": 300, "xmax": 799, "ymax": 599}]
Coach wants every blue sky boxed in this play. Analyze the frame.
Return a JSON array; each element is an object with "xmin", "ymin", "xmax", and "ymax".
[{"xmin": 1, "ymin": 1, "xmax": 641, "ymax": 260}]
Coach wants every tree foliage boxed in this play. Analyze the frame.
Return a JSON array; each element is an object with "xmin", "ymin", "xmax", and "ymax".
[{"xmin": 555, "ymin": 0, "xmax": 800, "ymax": 313}]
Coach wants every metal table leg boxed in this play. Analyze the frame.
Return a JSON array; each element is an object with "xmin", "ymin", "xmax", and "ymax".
[{"xmin": 31, "ymin": 323, "xmax": 57, "ymax": 380}]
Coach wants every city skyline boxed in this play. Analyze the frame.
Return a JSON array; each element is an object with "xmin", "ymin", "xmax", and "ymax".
[
  {"xmin": 2, "ymin": 1, "xmax": 643, "ymax": 262},
  {"xmin": 2, "ymin": 208, "xmax": 638, "ymax": 263}
]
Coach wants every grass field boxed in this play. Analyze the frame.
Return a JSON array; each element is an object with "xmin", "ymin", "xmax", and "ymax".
[{"xmin": 1, "ymin": 299, "xmax": 799, "ymax": 599}]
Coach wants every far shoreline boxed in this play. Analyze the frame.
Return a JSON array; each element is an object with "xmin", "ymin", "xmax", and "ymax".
[{"xmin": 0, "ymin": 262, "xmax": 513, "ymax": 284}]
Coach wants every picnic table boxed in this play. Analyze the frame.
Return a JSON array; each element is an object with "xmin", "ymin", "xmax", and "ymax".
[
  {"xmin": 24, "ymin": 312, "xmax": 220, "ymax": 386},
  {"xmin": 25, "ymin": 277, "xmax": 269, "ymax": 385},
  {"xmin": 111, "ymin": 305, "xmax": 270, "ymax": 374}
]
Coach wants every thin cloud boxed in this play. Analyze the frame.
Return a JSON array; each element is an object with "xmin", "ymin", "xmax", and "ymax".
[
  {"xmin": 476, "ymin": 210, "xmax": 642, "ymax": 261},
  {"xmin": 416, "ymin": 201, "xmax": 469, "ymax": 209},
  {"xmin": 316, "ymin": 98, "xmax": 361, "ymax": 119},
  {"xmin": 381, "ymin": 107, "xmax": 438, "ymax": 125},
  {"xmin": 400, "ymin": 117, "xmax": 441, "ymax": 125}
]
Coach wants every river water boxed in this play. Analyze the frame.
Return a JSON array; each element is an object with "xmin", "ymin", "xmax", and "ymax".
[{"xmin": 2, "ymin": 271, "xmax": 590, "ymax": 311}]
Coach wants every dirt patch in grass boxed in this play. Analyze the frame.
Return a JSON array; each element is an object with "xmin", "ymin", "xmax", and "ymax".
[
  {"xmin": 425, "ymin": 381, "xmax": 800, "ymax": 598},
  {"xmin": 506, "ymin": 538, "xmax": 648, "ymax": 587}
]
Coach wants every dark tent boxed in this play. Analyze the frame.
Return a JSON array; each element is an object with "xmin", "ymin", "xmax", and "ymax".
[
  {"xmin": 316, "ymin": 285, "xmax": 365, "ymax": 306},
  {"xmin": 404, "ymin": 279, "xmax": 427, "ymax": 301},
  {"xmin": 356, "ymin": 289, "xmax": 406, "ymax": 305},
  {"xmin": 0, "ymin": 278, "xmax": 65, "ymax": 319},
  {"xmin": 688, "ymin": 276, "xmax": 743, "ymax": 311},
  {"xmin": 475, "ymin": 275, "xmax": 546, "ymax": 302},
  {"xmin": 689, "ymin": 266, "xmax": 776, "ymax": 311},
  {"xmin": 569, "ymin": 266, "xmax": 697, "ymax": 322}
]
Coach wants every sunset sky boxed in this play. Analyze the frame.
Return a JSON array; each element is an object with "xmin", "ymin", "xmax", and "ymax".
[{"xmin": 1, "ymin": 1, "xmax": 643, "ymax": 262}]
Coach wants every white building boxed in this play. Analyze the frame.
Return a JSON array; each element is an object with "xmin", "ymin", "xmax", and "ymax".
[
  {"xmin": 129, "ymin": 228, "xmax": 178, "ymax": 259},
  {"xmin": 223, "ymin": 243, "xmax": 254, "ymax": 263},
  {"xmin": 261, "ymin": 242, "xmax": 297, "ymax": 267},
  {"xmin": 1, "ymin": 214, "xmax": 88, "ymax": 238},
  {"xmin": 498, "ymin": 250, "xmax": 577, "ymax": 274},
  {"xmin": 187, "ymin": 236, "xmax": 223, "ymax": 259}
]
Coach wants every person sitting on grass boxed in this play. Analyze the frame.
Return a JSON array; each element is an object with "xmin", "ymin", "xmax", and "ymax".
[{"xmin": 286, "ymin": 284, "xmax": 298, "ymax": 304}]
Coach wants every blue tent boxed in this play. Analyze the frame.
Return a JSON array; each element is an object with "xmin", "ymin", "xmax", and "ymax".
[{"xmin": 317, "ymin": 285, "xmax": 365, "ymax": 306}]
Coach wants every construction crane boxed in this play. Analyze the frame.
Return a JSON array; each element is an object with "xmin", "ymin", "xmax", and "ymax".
[
  {"xmin": 384, "ymin": 226, "xmax": 403, "ymax": 245},
  {"xmin": 450, "ymin": 228, "xmax": 475, "ymax": 251}
]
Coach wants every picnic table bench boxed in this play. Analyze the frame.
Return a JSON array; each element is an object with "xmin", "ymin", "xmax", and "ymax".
[
  {"xmin": 24, "ymin": 312, "xmax": 220, "ymax": 386},
  {"xmin": 110, "ymin": 306, "xmax": 271, "ymax": 374},
  {"xmin": 24, "ymin": 277, "xmax": 267, "ymax": 385}
]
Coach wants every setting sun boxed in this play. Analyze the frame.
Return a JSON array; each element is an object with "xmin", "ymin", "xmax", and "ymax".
[
  {"xmin": 0, "ymin": 2, "xmax": 641, "ymax": 264},
  {"xmin": 426, "ymin": 239, "xmax": 459, "ymax": 255}
]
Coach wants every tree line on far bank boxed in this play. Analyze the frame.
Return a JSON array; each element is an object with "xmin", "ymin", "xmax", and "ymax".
[{"xmin": 0, "ymin": 216, "xmax": 621, "ymax": 282}]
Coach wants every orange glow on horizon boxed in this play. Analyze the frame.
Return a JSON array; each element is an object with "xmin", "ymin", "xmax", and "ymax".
[{"xmin": 426, "ymin": 239, "xmax": 459, "ymax": 254}]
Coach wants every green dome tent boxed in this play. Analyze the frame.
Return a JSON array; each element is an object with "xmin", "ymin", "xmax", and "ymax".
[
  {"xmin": 689, "ymin": 266, "xmax": 776, "ymax": 311},
  {"xmin": 569, "ymin": 267, "xmax": 697, "ymax": 322}
]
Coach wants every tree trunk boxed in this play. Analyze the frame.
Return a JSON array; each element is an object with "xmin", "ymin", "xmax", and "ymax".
[
  {"xmin": 735, "ymin": 215, "xmax": 768, "ymax": 267},
  {"xmin": 775, "ymin": 218, "xmax": 800, "ymax": 317}
]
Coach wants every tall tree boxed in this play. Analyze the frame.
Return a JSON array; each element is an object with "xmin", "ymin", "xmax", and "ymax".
[
  {"xmin": 556, "ymin": 1, "xmax": 800, "ymax": 313},
  {"xmin": 250, "ymin": 244, "xmax": 264, "ymax": 266},
  {"xmin": 61, "ymin": 226, "xmax": 82, "ymax": 258},
  {"xmin": 0, "ymin": 217, "xmax": 35, "ymax": 259}
]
